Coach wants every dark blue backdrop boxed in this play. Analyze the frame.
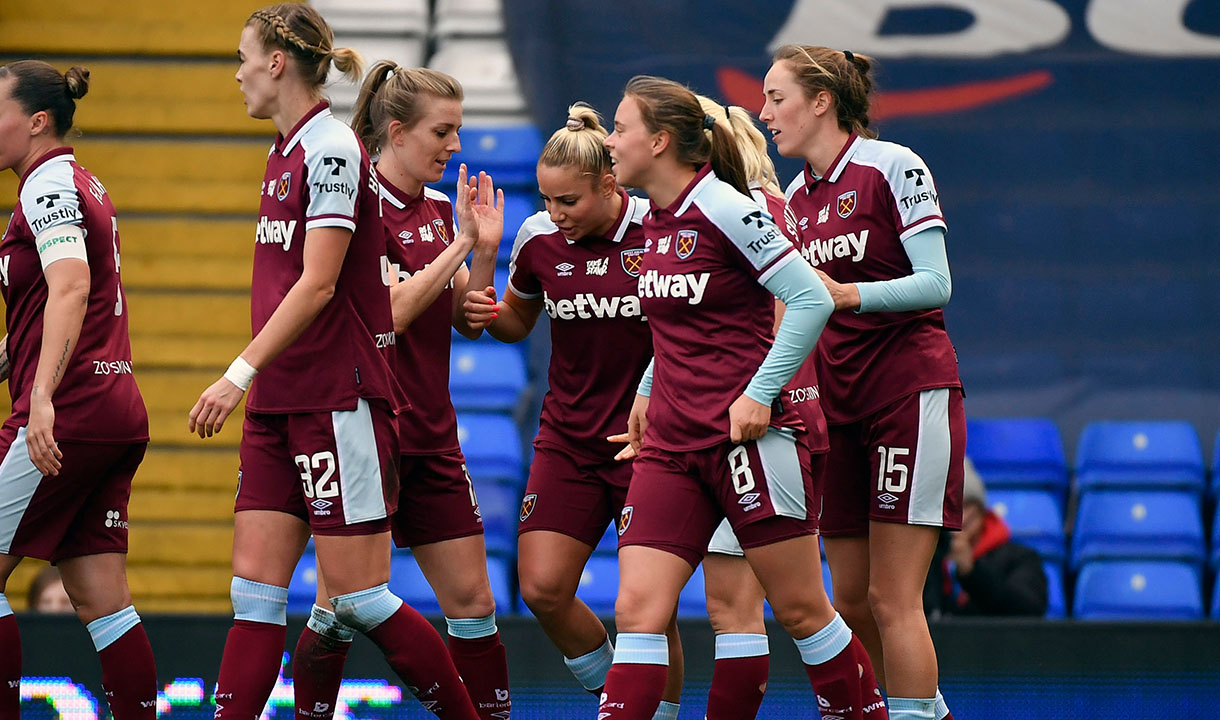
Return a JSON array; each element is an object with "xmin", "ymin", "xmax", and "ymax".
[{"xmin": 503, "ymin": 1, "xmax": 1220, "ymax": 450}]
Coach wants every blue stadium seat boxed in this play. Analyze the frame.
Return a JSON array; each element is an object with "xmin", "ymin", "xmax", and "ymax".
[
  {"xmin": 388, "ymin": 553, "xmax": 441, "ymax": 614},
  {"xmin": 1073, "ymin": 561, "xmax": 1203, "ymax": 620},
  {"xmin": 822, "ymin": 559, "xmax": 834, "ymax": 604},
  {"xmin": 450, "ymin": 343, "xmax": 527, "ymax": 413},
  {"xmin": 1075, "ymin": 421, "xmax": 1205, "ymax": 494},
  {"xmin": 965, "ymin": 418, "xmax": 1068, "ymax": 499},
  {"xmin": 1070, "ymin": 490, "xmax": 1204, "ymax": 571},
  {"xmin": 442, "ymin": 126, "xmax": 544, "ymax": 188},
  {"xmin": 1044, "ymin": 562, "xmax": 1066, "ymax": 619},
  {"xmin": 472, "ymin": 480, "xmax": 520, "ymax": 556},
  {"xmin": 499, "ymin": 194, "xmax": 539, "ymax": 262},
  {"xmin": 988, "ymin": 489, "xmax": 1066, "ymax": 565},
  {"xmin": 575, "ymin": 555, "xmax": 619, "ymax": 615},
  {"xmin": 494, "ymin": 263, "xmax": 511, "ymax": 302},
  {"xmin": 1211, "ymin": 504, "xmax": 1220, "ymax": 571},
  {"xmin": 1212, "ymin": 429, "xmax": 1220, "ymax": 498},
  {"xmin": 595, "ymin": 523, "xmax": 618, "ymax": 555},
  {"xmin": 288, "ymin": 550, "xmax": 319, "ymax": 615},
  {"xmin": 1213, "ymin": 576, "xmax": 1220, "ymax": 619},
  {"xmin": 457, "ymin": 413, "xmax": 524, "ymax": 485},
  {"xmin": 676, "ymin": 564, "xmax": 707, "ymax": 618}
]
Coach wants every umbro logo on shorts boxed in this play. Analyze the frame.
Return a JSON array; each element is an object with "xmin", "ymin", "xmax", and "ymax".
[{"xmin": 878, "ymin": 493, "xmax": 899, "ymax": 504}]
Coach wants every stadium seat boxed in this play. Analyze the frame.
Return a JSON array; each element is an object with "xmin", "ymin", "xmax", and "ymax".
[
  {"xmin": 450, "ymin": 343, "xmax": 528, "ymax": 412},
  {"xmin": 387, "ymin": 553, "xmax": 514, "ymax": 615},
  {"xmin": 822, "ymin": 559, "xmax": 834, "ymax": 604},
  {"xmin": 288, "ymin": 550, "xmax": 319, "ymax": 615},
  {"xmin": 1211, "ymin": 429, "xmax": 1220, "ymax": 498},
  {"xmin": 472, "ymin": 480, "xmax": 520, "ymax": 556},
  {"xmin": 595, "ymin": 523, "xmax": 619, "ymax": 555},
  {"xmin": 1070, "ymin": 490, "xmax": 1204, "ymax": 571},
  {"xmin": 988, "ymin": 489, "xmax": 1066, "ymax": 565},
  {"xmin": 575, "ymin": 556, "xmax": 619, "ymax": 615},
  {"xmin": 1211, "ymin": 504, "xmax": 1220, "ymax": 571},
  {"xmin": 457, "ymin": 413, "xmax": 524, "ymax": 485},
  {"xmin": 1213, "ymin": 576, "xmax": 1220, "ymax": 619},
  {"xmin": 1073, "ymin": 561, "xmax": 1203, "ymax": 620},
  {"xmin": 965, "ymin": 418, "xmax": 1068, "ymax": 499},
  {"xmin": 312, "ymin": 0, "xmax": 428, "ymax": 35},
  {"xmin": 1075, "ymin": 421, "xmax": 1205, "ymax": 494},
  {"xmin": 1044, "ymin": 562, "xmax": 1066, "ymax": 619},
  {"xmin": 430, "ymin": 39, "xmax": 530, "ymax": 117},
  {"xmin": 435, "ymin": 0, "xmax": 505, "ymax": 37},
  {"xmin": 439, "ymin": 124, "xmax": 544, "ymax": 187},
  {"xmin": 500, "ymin": 194, "xmax": 541, "ymax": 262},
  {"xmin": 676, "ymin": 564, "xmax": 707, "ymax": 618}
]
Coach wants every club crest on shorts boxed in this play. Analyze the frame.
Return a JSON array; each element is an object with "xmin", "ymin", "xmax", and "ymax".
[
  {"xmin": 276, "ymin": 171, "xmax": 292, "ymax": 201},
  {"xmin": 676, "ymin": 229, "xmax": 698, "ymax": 259},
  {"xmin": 618, "ymin": 505, "xmax": 633, "ymax": 536},
  {"xmin": 432, "ymin": 219, "xmax": 449, "ymax": 245},
  {"xmin": 620, "ymin": 247, "xmax": 645, "ymax": 277},
  {"xmin": 837, "ymin": 190, "xmax": 857, "ymax": 218},
  {"xmin": 519, "ymin": 493, "xmax": 538, "ymax": 522}
]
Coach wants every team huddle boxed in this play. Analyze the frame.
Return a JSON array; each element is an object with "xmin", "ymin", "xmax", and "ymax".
[{"xmin": 0, "ymin": 4, "xmax": 964, "ymax": 720}]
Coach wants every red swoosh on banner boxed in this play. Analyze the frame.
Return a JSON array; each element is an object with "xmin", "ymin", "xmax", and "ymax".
[{"xmin": 717, "ymin": 67, "xmax": 1053, "ymax": 121}]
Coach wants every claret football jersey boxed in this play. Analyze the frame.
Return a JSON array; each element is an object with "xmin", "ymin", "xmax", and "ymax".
[
  {"xmin": 248, "ymin": 102, "xmax": 403, "ymax": 415},
  {"xmin": 508, "ymin": 190, "xmax": 652, "ymax": 460},
  {"xmin": 380, "ymin": 173, "xmax": 460, "ymax": 454},
  {"xmin": 0, "ymin": 148, "xmax": 148, "ymax": 442},
  {"xmin": 785, "ymin": 133, "xmax": 961, "ymax": 425},
  {"xmin": 640, "ymin": 165, "xmax": 804, "ymax": 452}
]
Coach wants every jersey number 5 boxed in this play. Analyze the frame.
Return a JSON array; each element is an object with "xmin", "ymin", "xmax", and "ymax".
[
  {"xmin": 295, "ymin": 451, "xmax": 339, "ymax": 499},
  {"xmin": 876, "ymin": 446, "xmax": 910, "ymax": 494}
]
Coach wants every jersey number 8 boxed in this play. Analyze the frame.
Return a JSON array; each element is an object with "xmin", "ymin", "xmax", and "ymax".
[{"xmin": 727, "ymin": 445, "xmax": 756, "ymax": 495}]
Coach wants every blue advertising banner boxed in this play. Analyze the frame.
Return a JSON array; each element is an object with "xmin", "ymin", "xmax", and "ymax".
[{"xmin": 504, "ymin": 0, "xmax": 1220, "ymax": 441}]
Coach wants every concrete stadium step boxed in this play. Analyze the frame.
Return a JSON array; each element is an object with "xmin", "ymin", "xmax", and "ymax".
[
  {"xmin": 132, "ymin": 335, "xmax": 249, "ymax": 370},
  {"xmin": 128, "ymin": 524, "xmax": 233, "ymax": 566},
  {"xmin": 121, "ymin": 217, "xmax": 253, "ymax": 291},
  {"xmin": 133, "ymin": 596, "xmax": 234, "ymax": 614},
  {"xmin": 129, "ymin": 488, "xmax": 234, "ymax": 523},
  {"xmin": 0, "ymin": 0, "xmax": 271, "ymax": 58},
  {"xmin": 148, "ymin": 408, "xmax": 243, "ymax": 449},
  {"xmin": 127, "ymin": 290, "xmax": 249, "ymax": 339},
  {"xmin": 136, "ymin": 448, "xmax": 240, "ymax": 491},
  {"xmin": 3, "ymin": 561, "xmax": 49, "ymax": 612},
  {"xmin": 52, "ymin": 60, "xmax": 267, "ymax": 137},
  {"xmin": 0, "ymin": 139, "xmax": 269, "ymax": 215},
  {"xmin": 128, "ymin": 566, "xmax": 233, "ymax": 600},
  {"xmin": 138, "ymin": 369, "xmax": 234, "ymax": 411}
]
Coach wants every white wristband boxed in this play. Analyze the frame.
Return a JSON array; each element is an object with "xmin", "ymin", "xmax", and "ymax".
[{"xmin": 223, "ymin": 356, "xmax": 257, "ymax": 392}]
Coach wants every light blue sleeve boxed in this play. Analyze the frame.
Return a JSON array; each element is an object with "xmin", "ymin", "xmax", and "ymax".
[
  {"xmin": 636, "ymin": 358, "xmax": 654, "ymax": 397},
  {"xmin": 855, "ymin": 227, "xmax": 951, "ymax": 313},
  {"xmin": 743, "ymin": 258, "xmax": 832, "ymax": 405}
]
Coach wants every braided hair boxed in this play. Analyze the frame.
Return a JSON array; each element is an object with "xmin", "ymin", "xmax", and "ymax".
[{"xmin": 246, "ymin": 4, "xmax": 362, "ymax": 90}]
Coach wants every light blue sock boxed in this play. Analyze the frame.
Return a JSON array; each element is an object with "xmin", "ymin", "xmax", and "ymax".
[
  {"xmin": 307, "ymin": 605, "xmax": 354, "ymax": 642},
  {"xmin": 230, "ymin": 577, "xmax": 288, "ymax": 625},
  {"xmin": 652, "ymin": 700, "xmax": 680, "ymax": 720},
  {"xmin": 935, "ymin": 688, "xmax": 950, "ymax": 719},
  {"xmin": 715, "ymin": 632, "xmax": 769, "ymax": 659},
  {"xmin": 612, "ymin": 633, "xmax": 668, "ymax": 666},
  {"xmin": 446, "ymin": 613, "xmax": 497, "ymax": 639},
  {"xmin": 330, "ymin": 584, "xmax": 403, "ymax": 633},
  {"xmin": 85, "ymin": 606, "xmax": 141, "ymax": 652},
  {"xmin": 564, "ymin": 636, "xmax": 614, "ymax": 691},
  {"xmin": 0, "ymin": 593, "xmax": 12, "ymax": 618},
  {"xmin": 889, "ymin": 696, "xmax": 937, "ymax": 720},
  {"xmin": 792, "ymin": 613, "xmax": 851, "ymax": 665}
]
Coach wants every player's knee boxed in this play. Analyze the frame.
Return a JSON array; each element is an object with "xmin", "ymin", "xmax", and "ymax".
[
  {"xmin": 866, "ymin": 584, "xmax": 914, "ymax": 630},
  {"xmin": 614, "ymin": 586, "xmax": 669, "ymax": 633},
  {"xmin": 441, "ymin": 581, "xmax": 496, "ymax": 620},
  {"xmin": 833, "ymin": 593, "xmax": 873, "ymax": 629},
  {"xmin": 769, "ymin": 596, "xmax": 822, "ymax": 638},
  {"xmin": 518, "ymin": 573, "xmax": 573, "ymax": 617},
  {"xmin": 706, "ymin": 592, "xmax": 758, "ymax": 635}
]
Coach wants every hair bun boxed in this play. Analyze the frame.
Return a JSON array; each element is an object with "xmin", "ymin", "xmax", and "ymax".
[
  {"xmin": 64, "ymin": 66, "xmax": 90, "ymax": 100},
  {"xmin": 565, "ymin": 116, "xmax": 584, "ymax": 131}
]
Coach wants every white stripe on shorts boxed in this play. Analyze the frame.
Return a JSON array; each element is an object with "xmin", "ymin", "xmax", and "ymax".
[
  {"xmin": 332, "ymin": 399, "xmax": 388, "ymax": 525},
  {"xmin": 0, "ymin": 428, "xmax": 43, "ymax": 554},
  {"xmin": 909, "ymin": 389, "xmax": 951, "ymax": 526},
  {"xmin": 758, "ymin": 428, "xmax": 806, "ymax": 519},
  {"xmin": 707, "ymin": 518, "xmax": 744, "ymax": 556}
]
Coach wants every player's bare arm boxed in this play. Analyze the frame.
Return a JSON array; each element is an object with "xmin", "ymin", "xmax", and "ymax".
[
  {"xmin": 463, "ymin": 286, "xmax": 541, "ymax": 342},
  {"xmin": 189, "ymin": 226, "xmax": 351, "ymax": 438},
  {"xmin": 451, "ymin": 169, "xmax": 505, "ymax": 338}
]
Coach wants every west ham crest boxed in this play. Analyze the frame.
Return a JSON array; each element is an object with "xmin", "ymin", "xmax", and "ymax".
[
  {"xmin": 837, "ymin": 190, "xmax": 857, "ymax": 218},
  {"xmin": 276, "ymin": 171, "xmax": 292, "ymax": 201},
  {"xmin": 618, "ymin": 505, "xmax": 634, "ymax": 536},
  {"xmin": 520, "ymin": 493, "xmax": 538, "ymax": 522},
  {"xmin": 676, "ymin": 229, "xmax": 698, "ymax": 259},
  {"xmin": 620, "ymin": 247, "xmax": 645, "ymax": 277},
  {"xmin": 432, "ymin": 218, "xmax": 450, "ymax": 245}
]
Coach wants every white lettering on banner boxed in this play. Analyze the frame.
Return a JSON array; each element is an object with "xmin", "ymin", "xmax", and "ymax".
[
  {"xmin": 636, "ymin": 270, "xmax": 710, "ymax": 305},
  {"xmin": 1088, "ymin": 0, "xmax": 1220, "ymax": 57},
  {"xmin": 256, "ymin": 217, "xmax": 298, "ymax": 251},
  {"xmin": 0, "ymin": 255, "xmax": 9, "ymax": 287},
  {"xmin": 543, "ymin": 291, "xmax": 642, "ymax": 320},
  {"xmin": 770, "ymin": 0, "xmax": 1070, "ymax": 58},
  {"xmin": 801, "ymin": 229, "xmax": 868, "ymax": 266}
]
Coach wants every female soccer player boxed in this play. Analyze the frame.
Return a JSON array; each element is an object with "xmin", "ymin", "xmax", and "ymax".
[
  {"xmin": 597, "ymin": 75, "xmax": 884, "ymax": 720},
  {"xmin": 0, "ymin": 61, "xmax": 155, "ymax": 719},
  {"xmin": 760, "ymin": 46, "xmax": 964, "ymax": 720},
  {"xmin": 463, "ymin": 104, "xmax": 685, "ymax": 720},
  {"xmin": 290, "ymin": 61, "xmax": 510, "ymax": 720},
  {"xmin": 690, "ymin": 93, "xmax": 833, "ymax": 720},
  {"xmin": 188, "ymin": 6, "xmax": 477, "ymax": 719}
]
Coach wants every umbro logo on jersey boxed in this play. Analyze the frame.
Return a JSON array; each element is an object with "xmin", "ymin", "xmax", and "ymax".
[
  {"xmin": 555, "ymin": 262, "xmax": 575, "ymax": 276},
  {"xmin": 399, "ymin": 230, "xmax": 414, "ymax": 244},
  {"xmin": 739, "ymin": 492, "xmax": 761, "ymax": 506},
  {"xmin": 878, "ymin": 493, "xmax": 899, "ymax": 505}
]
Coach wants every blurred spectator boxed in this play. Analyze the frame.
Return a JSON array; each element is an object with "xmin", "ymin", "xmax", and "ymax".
[
  {"xmin": 924, "ymin": 459, "xmax": 1047, "ymax": 617},
  {"xmin": 27, "ymin": 566, "xmax": 74, "ymax": 614}
]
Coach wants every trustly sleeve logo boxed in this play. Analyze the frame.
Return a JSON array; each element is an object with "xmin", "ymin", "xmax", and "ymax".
[{"xmin": 322, "ymin": 157, "xmax": 347, "ymax": 176}]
